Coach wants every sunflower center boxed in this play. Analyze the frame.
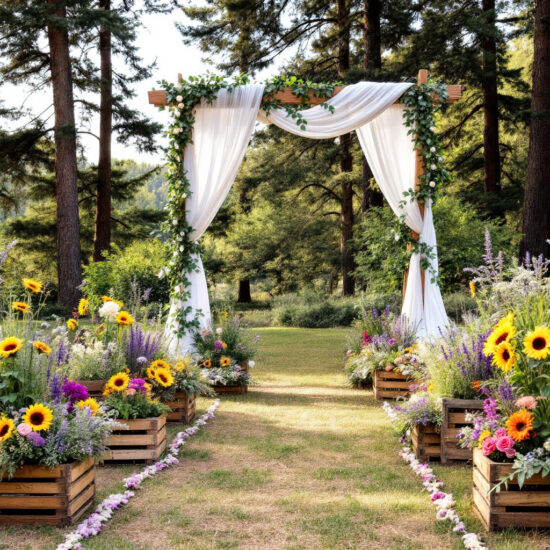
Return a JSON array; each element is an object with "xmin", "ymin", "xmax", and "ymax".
[
  {"xmin": 114, "ymin": 378, "xmax": 124, "ymax": 387},
  {"xmin": 532, "ymin": 337, "xmax": 547, "ymax": 350},
  {"xmin": 495, "ymin": 333, "xmax": 509, "ymax": 345},
  {"xmin": 502, "ymin": 349, "xmax": 510, "ymax": 361},
  {"xmin": 0, "ymin": 424, "xmax": 9, "ymax": 437},
  {"xmin": 516, "ymin": 422, "xmax": 526, "ymax": 432},
  {"xmin": 4, "ymin": 343, "xmax": 16, "ymax": 351},
  {"xmin": 160, "ymin": 374, "xmax": 167, "ymax": 382},
  {"xmin": 29, "ymin": 412, "xmax": 44, "ymax": 426}
]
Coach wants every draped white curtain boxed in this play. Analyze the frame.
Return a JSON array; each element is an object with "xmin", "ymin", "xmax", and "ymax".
[
  {"xmin": 166, "ymin": 80, "xmax": 449, "ymax": 356},
  {"xmin": 164, "ymin": 84, "xmax": 265, "ymax": 355}
]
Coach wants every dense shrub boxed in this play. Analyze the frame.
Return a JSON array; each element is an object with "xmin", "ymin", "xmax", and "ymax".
[
  {"xmin": 443, "ymin": 292, "xmax": 478, "ymax": 323},
  {"xmin": 82, "ymin": 240, "xmax": 169, "ymax": 307}
]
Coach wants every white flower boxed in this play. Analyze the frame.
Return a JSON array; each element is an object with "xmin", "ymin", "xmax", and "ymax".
[
  {"xmin": 98, "ymin": 300, "xmax": 120, "ymax": 321},
  {"xmin": 172, "ymin": 219, "xmax": 178, "ymax": 226},
  {"xmin": 216, "ymin": 327, "xmax": 223, "ymax": 335},
  {"xmin": 430, "ymin": 146, "xmax": 436, "ymax": 153},
  {"xmin": 174, "ymin": 110, "xmax": 180, "ymax": 117},
  {"xmin": 430, "ymin": 125, "xmax": 436, "ymax": 132},
  {"xmin": 178, "ymin": 102, "xmax": 184, "ymax": 109},
  {"xmin": 394, "ymin": 233, "xmax": 400, "ymax": 241},
  {"xmin": 544, "ymin": 438, "xmax": 550, "ymax": 452},
  {"xmin": 176, "ymin": 95, "xmax": 183, "ymax": 102},
  {"xmin": 430, "ymin": 164, "xmax": 436, "ymax": 170},
  {"xmin": 179, "ymin": 245, "xmax": 184, "ymax": 252},
  {"xmin": 182, "ymin": 193, "xmax": 187, "ymax": 199},
  {"xmin": 429, "ymin": 181, "xmax": 436, "ymax": 188},
  {"xmin": 248, "ymin": 360, "xmax": 255, "ymax": 368}
]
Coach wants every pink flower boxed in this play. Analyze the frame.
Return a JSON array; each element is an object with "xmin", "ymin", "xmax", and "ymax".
[
  {"xmin": 17, "ymin": 423, "xmax": 32, "ymax": 436},
  {"xmin": 496, "ymin": 435, "xmax": 515, "ymax": 454},
  {"xmin": 481, "ymin": 436, "xmax": 497, "ymax": 456},
  {"xmin": 515, "ymin": 396, "xmax": 537, "ymax": 410},
  {"xmin": 494, "ymin": 428, "xmax": 508, "ymax": 438},
  {"xmin": 126, "ymin": 388, "xmax": 136, "ymax": 396}
]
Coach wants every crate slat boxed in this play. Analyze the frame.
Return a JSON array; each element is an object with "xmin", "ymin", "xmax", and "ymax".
[
  {"xmin": 411, "ymin": 423, "xmax": 441, "ymax": 462},
  {"xmin": 213, "ymin": 385, "xmax": 248, "ymax": 394},
  {"xmin": 166, "ymin": 391, "xmax": 196, "ymax": 424}
]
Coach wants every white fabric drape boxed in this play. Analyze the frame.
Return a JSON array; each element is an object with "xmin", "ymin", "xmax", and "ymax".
[
  {"xmin": 258, "ymin": 81, "xmax": 412, "ymax": 138},
  {"xmin": 165, "ymin": 84, "xmax": 265, "ymax": 355},
  {"xmin": 356, "ymin": 104, "xmax": 449, "ymax": 335}
]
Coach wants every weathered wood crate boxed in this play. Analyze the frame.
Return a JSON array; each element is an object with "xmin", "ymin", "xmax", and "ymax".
[
  {"xmin": 75, "ymin": 379, "xmax": 106, "ymax": 398},
  {"xmin": 441, "ymin": 398, "xmax": 484, "ymax": 464},
  {"xmin": 103, "ymin": 416, "xmax": 166, "ymax": 464},
  {"xmin": 0, "ymin": 458, "xmax": 95, "ymax": 526},
  {"xmin": 373, "ymin": 370, "xmax": 414, "ymax": 400},
  {"xmin": 213, "ymin": 385, "xmax": 248, "ymax": 394},
  {"xmin": 473, "ymin": 448, "xmax": 550, "ymax": 530},
  {"xmin": 166, "ymin": 391, "xmax": 196, "ymax": 424},
  {"xmin": 411, "ymin": 423, "xmax": 441, "ymax": 462}
]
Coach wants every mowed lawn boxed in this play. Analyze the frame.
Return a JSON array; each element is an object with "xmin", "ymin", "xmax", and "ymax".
[{"xmin": 3, "ymin": 327, "xmax": 550, "ymax": 549}]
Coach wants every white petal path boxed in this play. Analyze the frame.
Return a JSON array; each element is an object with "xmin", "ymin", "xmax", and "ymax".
[
  {"xmin": 56, "ymin": 399, "xmax": 221, "ymax": 550},
  {"xmin": 382, "ymin": 401, "xmax": 488, "ymax": 550}
]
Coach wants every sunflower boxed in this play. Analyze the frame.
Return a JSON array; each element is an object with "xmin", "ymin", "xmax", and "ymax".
[
  {"xmin": 523, "ymin": 326, "xmax": 550, "ymax": 360},
  {"xmin": 115, "ymin": 310, "xmax": 135, "ymax": 326},
  {"xmin": 0, "ymin": 336, "xmax": 24, "ymax": 359},
  {"xmin": 101, "ymin": 296, "xmax": 123, "ymax": 307},
  {"xmin": 203, "ymin": 359, "xmax": 212, "ymax": 368},
  {"xmin": 492, "ymin": 341, "xmax": 516, "ymax": 372},
  {"xmin": 12, "ymin": 301, "xmax": 30, "ymax": 314},
  {"xmin": 0, "ymin": 417, "xmax": 15, "ymax": 442},
  {"xmin": 107, "ymin": 372, "xmax": 130, "ymax": 392},
  {"xmin": 483, "ymin": 322, "xmax": 516, "ymax": 356},
  {"xmin": 78, "ymin": 298, "xmax": 89, "ymax": 316},
  {"xmin": 77, "ymin": 398, "xmax": 101, "ymax": 415},
  {"xmin": 154, "ymin": 367, "xmax": 174, "ymax": 387},
  {"xmin": 496, "ymin": 312, "xmax": 515, "ymax": 327},
  {"xmin": 146, "ymin": 366, "xmax": 156, "ymax": 379},
  {"xmin": 150, "ymin": 359, "xmax": 170, "ymax": 370},
  {"xmin": 175, "ymin": 361, "xmax": 187, "ymax": 372},
  {"xmin": 469, "ymin": 281, "xmax": 476, "ymax": 297},
  {"xmin": 33, "ymin": 341, "xmax": 51, "ymax": 355},
  {"xmin": 23, "ymin": 403, "xmax": 53, "ymax": 432},
  {"xmin": 220, "ymin": 356, "xmax": 231, "ymax": 367},
  {"xmin": 22, "ymin": 278, "xmax": 42, "ymax": 293},
  {"xmin": 67, "ymin": 319, "xmax": 78, "ymax": 331},
  {"xmin": 506, "ymin": 409, "xmax": 534, "ymax": 442}
]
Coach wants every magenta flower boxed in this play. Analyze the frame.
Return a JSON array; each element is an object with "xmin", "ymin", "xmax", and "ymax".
[
  {"xmin": 481, "ymin": 436, "xmax": 497, "ymax": 456},
  {"xmin": 214, "ymin": 340, "xmax": 223, "ymax": 351}
]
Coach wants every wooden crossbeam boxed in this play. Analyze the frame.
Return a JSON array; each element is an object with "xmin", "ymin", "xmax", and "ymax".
[{"xmin": 147, "ymin": 80, "xmax": 461, "ymax": 107}]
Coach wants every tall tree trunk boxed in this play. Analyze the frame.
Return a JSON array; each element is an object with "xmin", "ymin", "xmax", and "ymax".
[
  {"xmin": 361, "ymin": 0, "xmax": 383, "ymax": 212},
  {"xmin": 94, "ymin": 0, "xmax": 112, "ymax": 261},
  {"xmin": 520, "ymin": 0, "xmax": 550, "ymax": 258},
  {"xmin": 236, "ymin": 55, "xmax": 252, "ymax": 303},
  {"xmin": 47, "ymin": 0, "xmax": 82, "ymax": 310},
  {"xmin": 481, "ymin": 0, "xmax": 501, "ymax": 193},
  {"xmin": 338, "ymin": 0, "xmax": 355, "ymax": 296}
]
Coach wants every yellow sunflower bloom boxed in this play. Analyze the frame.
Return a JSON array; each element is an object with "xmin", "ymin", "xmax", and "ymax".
[
  {"xmin": 154, "ymin": 367, "xmax": 174, "ymax": 387},
  {"xmin": 220, "ymin": 356, "xmax": 231, "ymax": 367},
  {"xmin": 33, "ymin": 341, "xmax": 51, "ymax": 355},
  {"xmin": 483, "ymin": 322, "xmax": 516, "ymax": 356},
  {"xmin": 12, "ymin": 301, "xmax": 30, "ymax": 314},
  {"xmin": 496, "ymin": 313, "xmax": 515, "ymax": 327},
  {"xmin": 469, "ymin": 281, "xmax": 476, "ymax": 297},
  {"xmin": 107, "ymin": 372, "xmax": 130, "ymax": 392},
  {"xmin": 77, "ymin": 398, "xmax": 101, "ymax": 415},
  {"xmin": 523, "ymin": 326, "xmax": 550, "ymax": 360},
  {"xmin": 23, "ymin": 403, "xmax": 53, "ymax": 432},
  {"xmin": 67, "ymin": 319, "xmax": 78, "ymax": 331},
  {"xmin": 506, "ymin": 409, "xmax": 534, "ymax": 442},
  {"xmin": 0, "ymin": 417, "xmax": 15, "ymax": 442},
  {"xmin": 115, "ymin": 310, "xmax": 135, "ymax": 326},
  {"xmin": 0, "ymin": 336, "xmax": 24, "ymax": 359},
  {"xmin": 101, "ymin": 296, "xmax": 123, "ymax": 307},
  {"xmin": 78, "ymin": 298, "xmax": 89, "ymax": 316},
  {"xmin": 203, "ymin": 359, "xmax": 212, "ymax": 368},
  {"xmin": 146, "ymin": 366, "xmax": 156, "ymax": 379},
  {"xmin": 22, "ymin": 278, "xmax": 42, "ymax": 293},
  {"xmin": 175, "ymin": 361, "xmax": 187, "ymax": 372},
  {"xmin": 150, "ymin": 359, "xmax": 170, "ymax": 370},
  {"xmin": 427, "ymin": 381, "xmax": 434, "ymax": 392},
  {"xmin": 491, "ymin": 341, "xmax": 516, "ymax": 372}
]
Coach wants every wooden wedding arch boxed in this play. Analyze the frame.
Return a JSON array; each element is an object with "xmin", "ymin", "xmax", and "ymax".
[{"xmin": 148, "ymin": 69, "xmax": 462, "ymax": 301}]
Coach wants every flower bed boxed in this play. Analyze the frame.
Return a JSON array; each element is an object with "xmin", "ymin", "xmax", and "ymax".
[
  {"xmin": 102, "ymin": 416, "xmax": 167, "ymax": 464},
  {"xmin": 472, "ymin": 448, "xmax": 550, "ymax": 530},
  {"xmin": 441, "ymin": 398, "xmax": 484, "ymax": 464},
  {"xmin": 412, "ymin": 423, "xmax": 441, "ymax": 462},
  {"xmin": 0, "ymin": 458, "xmax": 95, "ymax": 526},
  {"xmin": 166, "ymin": 391, "xmax": 196, "ymax": 424}
]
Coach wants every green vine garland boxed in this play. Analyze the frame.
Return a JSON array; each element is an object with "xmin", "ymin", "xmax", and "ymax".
[{"xmin": 158, "ymin": 75, "xmax": 449, "ymax": 336}]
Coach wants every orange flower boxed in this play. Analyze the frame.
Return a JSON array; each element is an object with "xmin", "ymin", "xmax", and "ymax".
[
  {"xmin": 203, "ymin": 359, "xmax": 212, "ymax": 368},
  {"xmin": 471, "ymin": 380, "xmax": 481, "ymax": 392},
  {"xmin": 506, "ymin": 409, "xmax": 534, "ymax": 442},
  {"xmin": 115, "ymin": 310, "xmax": 135, "ymax": 326}
]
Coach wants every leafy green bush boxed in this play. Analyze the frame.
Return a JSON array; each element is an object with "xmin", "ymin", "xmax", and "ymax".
[
  {"xmin": 82, "ymin": 240, "xmax": 169, "ymax": 307},
  {"xmin": 443, "ymin": 292, "xmax": 478, "ymax": 323}
]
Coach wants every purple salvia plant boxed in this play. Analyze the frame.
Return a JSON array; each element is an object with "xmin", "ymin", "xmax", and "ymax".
[{"xmin": 126, "ymin": 324, "xmax": 161, "ymax": 370}]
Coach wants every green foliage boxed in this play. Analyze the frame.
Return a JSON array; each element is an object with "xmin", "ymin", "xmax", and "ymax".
[
  {"xmin": 272, "ymin": 293, "xmax": 358, "ymax": 328},
  {"xmin": 82, "ymin": 240, "xmax": 169, "ymax": 307},
  {"xmin": 104, "ymin": 391, "xmax": 169, "ymax": 420}
]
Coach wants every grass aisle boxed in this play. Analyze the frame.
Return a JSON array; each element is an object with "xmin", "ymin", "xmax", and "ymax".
[{"xmin": 4, "ymin": 328, "xmax": 550, "ymax": 549}]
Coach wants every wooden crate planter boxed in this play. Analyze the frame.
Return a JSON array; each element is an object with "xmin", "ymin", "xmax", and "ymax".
[
  {"xmin": 166, "ymin": 392, "xmax": 196, "ymax": 424},
  {"xmin": 102, "ymin": 416, "xmax": 166, "ymax": 464},
  {"xmin": 411, "ymin": 423, "xmax": 441, "ymax": 462},
  {"xmin": 441, "ymin": 398, "xmax": 484, "ymax": 464},
  {"xmin": 0, "ymin": 458, "xmax": 95, "ymax": 526},
  {"xmin": 213, "ymin": 384, "xmax": 248, "ymax": 394},
  {"xmin": 373, "ymin": 370, "xmax": 415, "ymax": 400},
  {"xmin": 75, "ymin": 379, "xmax": 106, "ymax": 398},
  {"xmin": 473, "ymin": 448, "xmax": 550, "ymax": 530}
]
